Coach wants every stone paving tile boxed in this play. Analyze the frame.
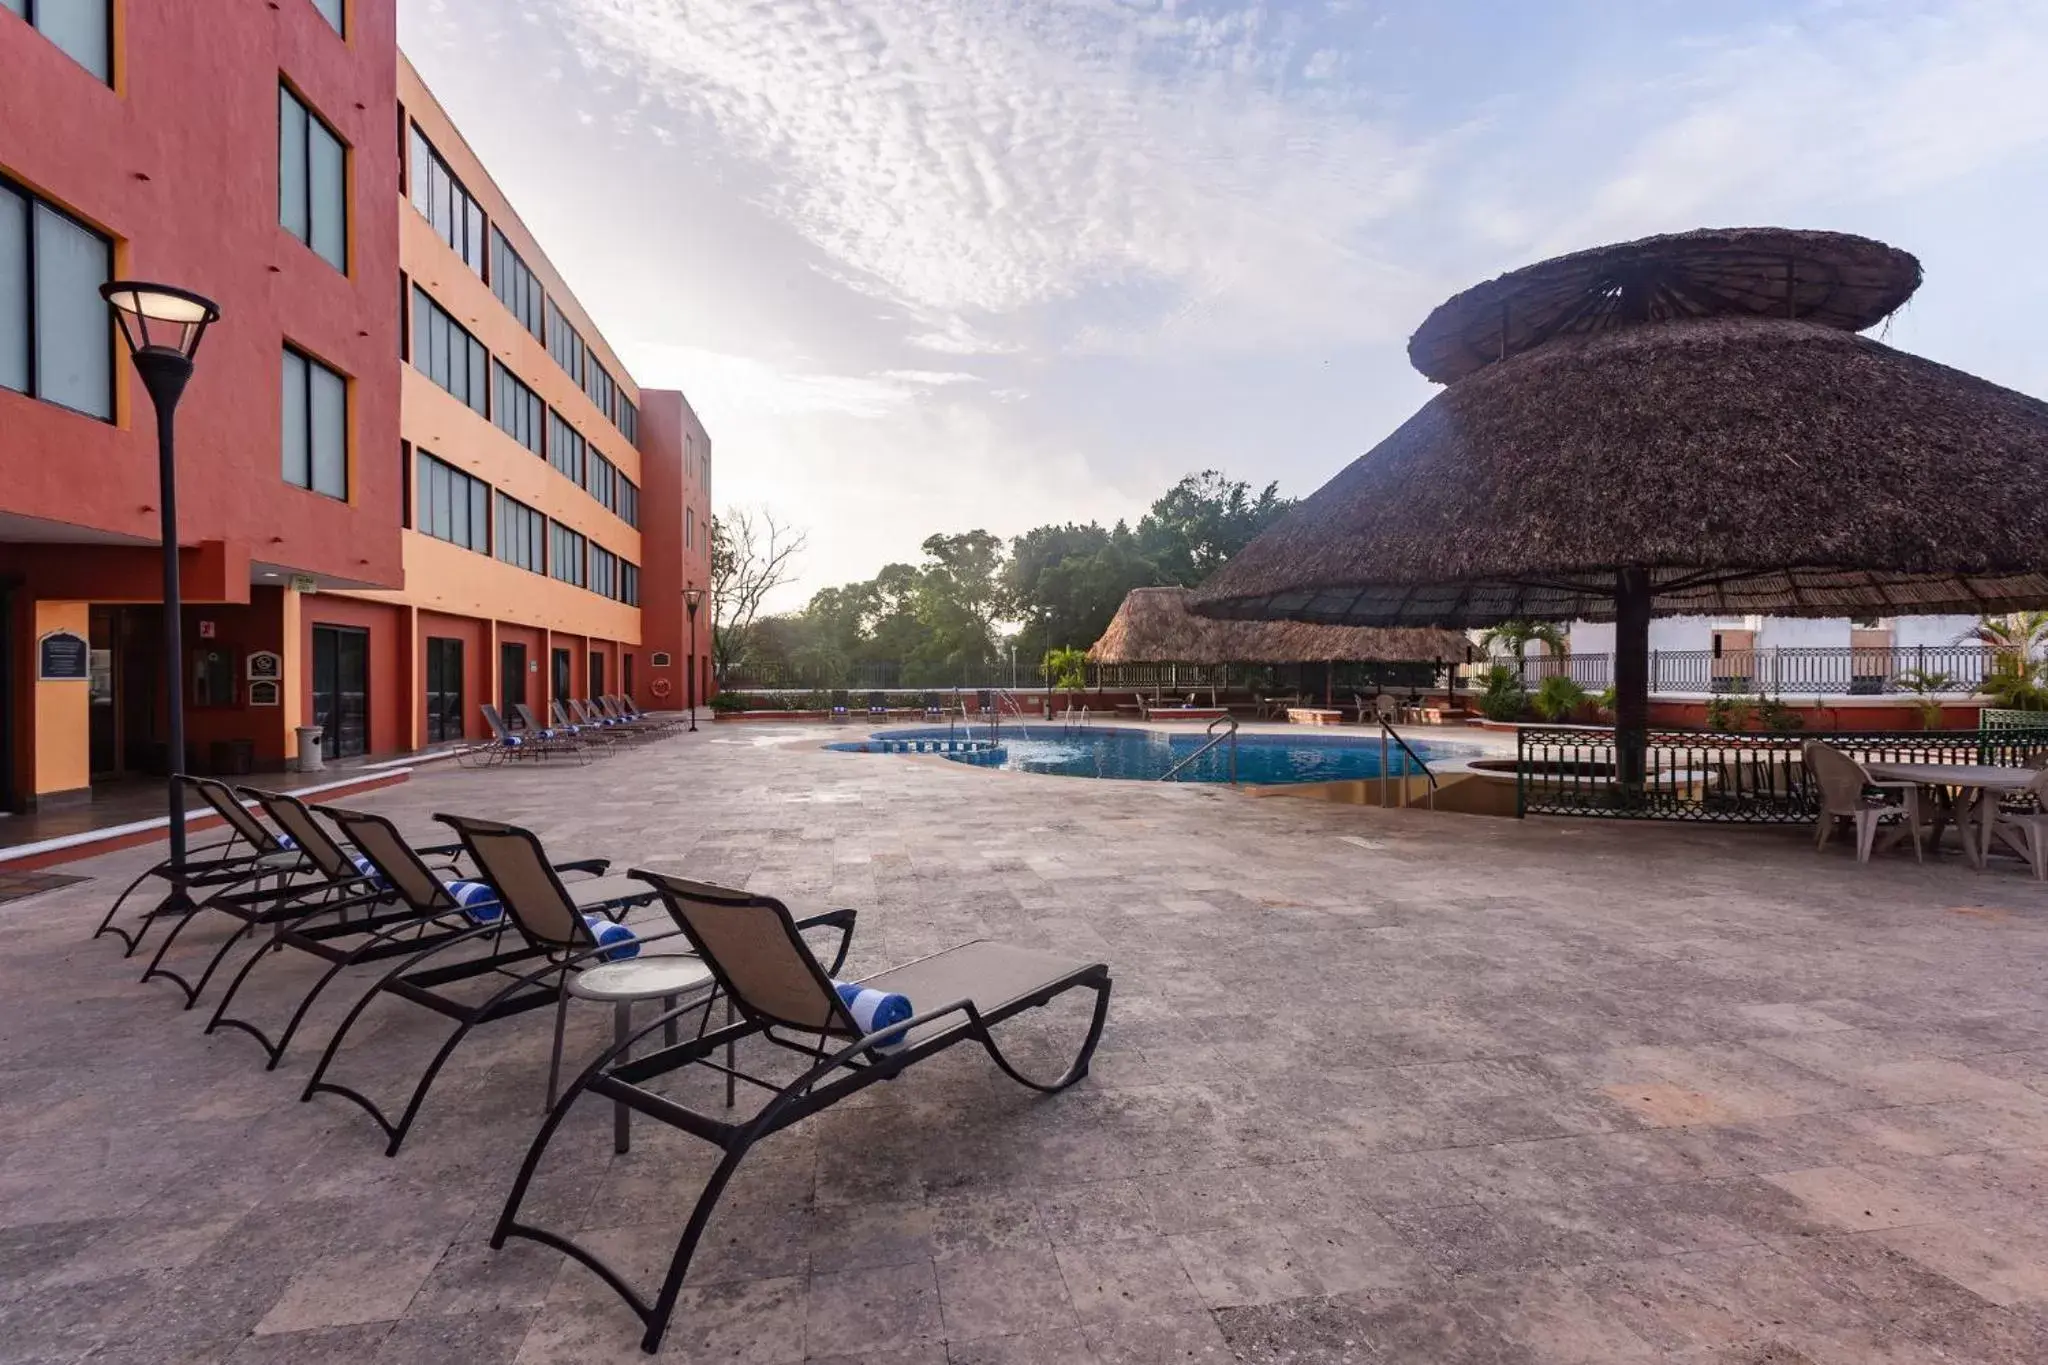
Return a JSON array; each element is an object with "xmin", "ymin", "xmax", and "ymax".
[{"xmin": 9, "ymin": 722, "xmax": 2048, "ymax": 1361}]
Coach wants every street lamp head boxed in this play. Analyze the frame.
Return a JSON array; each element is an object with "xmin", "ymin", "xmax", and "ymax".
[
  {"xmin": 684, "ymin": 585, "xmax": 704, "ymax": 613},
  {"xmin": 102, "ymin": 281, "xmax": 220, "ymax": 364}
]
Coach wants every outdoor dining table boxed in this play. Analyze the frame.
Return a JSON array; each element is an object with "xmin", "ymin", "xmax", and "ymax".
[{"xmin": 1863, "ymin": 762, "xmax": 2039, "ymax": 868}]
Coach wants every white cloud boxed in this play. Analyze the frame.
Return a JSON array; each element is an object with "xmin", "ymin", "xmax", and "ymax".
[{"xmin": 556, "ymin": 0, "xmax": 1437, "ymax": 355}]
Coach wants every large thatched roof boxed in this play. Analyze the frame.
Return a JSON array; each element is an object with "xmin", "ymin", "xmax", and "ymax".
[
  {"xmin": 1089, "ymin": 587, "xmax": 1467, "ymax": 665},
  {"xmin": 1191, "ymin": 311, "xmax": 2048, "ymax": 628},
  {"xmin": 1408, "ymin": 227, "xmax": 1921, "ymax": 384}
]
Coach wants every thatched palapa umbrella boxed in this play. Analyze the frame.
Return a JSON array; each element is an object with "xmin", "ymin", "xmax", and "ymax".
[
  {"xmin": 1190, "ymin": 227, "xmax": 2048, "ymax": 786},
  {"xmin": 1089, "ymin": 586, "xmax": 1467, "ymax": 704}
]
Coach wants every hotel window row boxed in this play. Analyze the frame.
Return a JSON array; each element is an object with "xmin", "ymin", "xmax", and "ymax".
[
  {"xmin": 401, "ymin": 113, "xmax": 642, "ymax": 445},
  {"xmin": 279, "ymin": 83, "xmax": 347, "ymax": 273},
  {"xmin": 0, "ymin": 173, "xmax": 113, "ymax": 421},
  {"xmin": 407, "ymin": 123, "xmax": 485, "ymax": 276},
  {"xmin": 410, "ymin": 285, "xmax": 487, "ymax": 415},
  {"xmin": 403, "ymin": 446, "xmax": 635, "ymax": 598}
]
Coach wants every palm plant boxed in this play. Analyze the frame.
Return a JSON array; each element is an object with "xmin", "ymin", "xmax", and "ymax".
[
  {"xmin": 1980, "ymin": 654, "xmax": 2048, "ymax": 711},
  {"xmin": 1531, "ymin": 674, "xmax": 1588, "ymax": 723},
  {"xmin": 1892, "ymin": 666, "xmax": 1955, "ymax": 729},
  {"xmin": 1961, "ymin": 612, "xmax": 2048, "ymax": 656},
  {"xmin": 1477, "ymin": 619, "xmax": 1569, "ymax": 667},
  {"xmin": 1042, "ymin": 646, "xmax": 1089, "ymax": 696}
]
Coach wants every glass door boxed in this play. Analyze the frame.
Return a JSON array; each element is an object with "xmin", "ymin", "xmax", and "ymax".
[
  {"xmin": 588, "ymin": 651, "xmax": 604, "ymax": 702},
  {"xmin": 499, "ymin": 642, "xmax": 527, "ymax": 721},
  {"xmin": 311, "ymin": 625, "xmax": 369, "ymax": 759},
  {"xmin": 425, "ymin": 637, "xmax": 464, "ymax": 742},
  {"xmin": 552, "ymin": 648, "xmax": 572, "ymax": 710}
]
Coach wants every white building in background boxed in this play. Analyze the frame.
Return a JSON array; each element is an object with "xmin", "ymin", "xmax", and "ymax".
[{"xmin": 1560, "ymin": 613, "xmax": 1987, "ymax": 698}]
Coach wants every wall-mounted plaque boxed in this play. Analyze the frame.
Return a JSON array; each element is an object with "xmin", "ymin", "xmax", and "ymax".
[
  {"xmin": 37, "ymin": 631, "xmax": 90, "ymax": 681},
  {"xmin": 651, "ymin": 652, "xmax": 673, "ymax": 668},
  {"xmin": 249, "ymin": 680, "xmax": 281, "ymax": 707},
  {"xmin": 247, "ymin": 650, "xmax": 283, "ymax": 681}
]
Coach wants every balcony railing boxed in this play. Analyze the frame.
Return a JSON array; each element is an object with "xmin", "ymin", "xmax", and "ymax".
[{"xmin": 1503, "ymin": 645, "xmax": 2022, "ymax": 696}]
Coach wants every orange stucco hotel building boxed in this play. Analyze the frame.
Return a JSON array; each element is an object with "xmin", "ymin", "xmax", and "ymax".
[{"xmin": 0, "ymin": 2, "xmax": 712, "ymax": 811}]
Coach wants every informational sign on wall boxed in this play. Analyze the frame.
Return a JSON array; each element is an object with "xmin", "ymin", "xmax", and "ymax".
[
  {"xmin": 652, "ymin": 652, "xmax": 673, "ymax": 668},
  {"xmin": 248, "ymin": 681, "xmax": 281, "ymax": 707},
  {"xmin": 197, "ymin": 620, "xmax": 217, "ymax": 639},
  {"xmin": 247, "ymin": 650, "xmax": 283, "ymax": 681},
  {"xmin": 37, "ymin": 631, "xmax": 90, "ymax": 681},
  {"xmin": 289, "ymin": 574, "xmax": 318, "ymax": 594}
]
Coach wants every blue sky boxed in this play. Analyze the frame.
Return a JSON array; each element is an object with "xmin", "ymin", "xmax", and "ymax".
[{"xmin": 402, "ymin": 0, "xmax": 2048, "ymax": 606}]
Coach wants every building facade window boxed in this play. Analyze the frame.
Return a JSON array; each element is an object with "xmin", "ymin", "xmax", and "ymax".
[
  {"xmin": 282, "ymin": 346, "xmax": 348, "ymax": 499},
  {"xmin": 621, "ymin": 561, "xmax": 640, "ymax": 606},
  {"xmin": 685, "ymin": 505, "xmax": 694, "ymax": 551},
  {"xmin": 310, "ymin": 0, "xmax": 344, "ymax": 36},
  {"xmin": 546, "ymin": 408, "xmax": 583, "ymax": 483},
  {"xmin": 492, "ymin": 360, "xmax": 542, "ymax": 455},
  {"xmin": 583, "ymin": 356, "xmax": 615, "ymax": 421},
  {"xmin": 411, "ymin": 285, "xmax": 487, "ymax": 416},
  {"xmin": 407, "ymin": 123, "xmax": 484, "ymax": 274},
  {"xmin": 489, "ymin": 228, "xmax": 543, "ymax": 340},
  {"xmin": 589, "ymin": 543, "xmax": 618, "ymax": 600},
  {"xmin": 617, "ymin": 475, "xmax": 639, "ymax": 528},
  {"xmin": 5, "ymin": 0, "xmax": 110, "ymax": 82},
  {"xmin": 494, "ymin": 491, "xmax": 544, "ymax": 573},
  {"xmin": 545, "ymin": 298, "xmax": 585, "ymax": 385},
  {"xmin": 415, "ymin": 449, "xmax": 489, "ymax": 553},
  {"xmin": 0, "ymin": 175, "xmax": 112, "ymax": 420},
  {"xmin": 279, "ymin": 83, "xmax": 347, "ymax": 272},
  {"xmin": 583, "ymin": 448, "xmax": 616, "ymax": 511},
  {"xmin": 617, "ymin": 395, "xmax": 638, "ymax": 445},
  {"xmin": 549, "ymin": 521, "xmax": 587, "ymax": 587}
]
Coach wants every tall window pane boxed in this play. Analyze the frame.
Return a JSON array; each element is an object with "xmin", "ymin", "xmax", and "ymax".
[
  {"xmin": 33, "ymin": 204, "xmax": 111, "ymax": 419},
  {"xmin": 312, "ymin": 0, "xmax": 344, "ymax": 34},
  {"xmin": 279, "ymin": 88, "xmax": 309, "ymax": 242},
  {"xmin": 308, "ymin": 359, "xmax": 347, "ymax": 498},
  {"xmin": 308, "ymin": 118, "xmax": 345, "ymax": 270},
  {"xmin": 36, "ymin": 0, "xmax": 111, "ymax": 82},
  {"xmin": 282, "ymin": 351, "xmax": 311, "ymax": 488},
  {"xmin": 0, "ymin": 185, "xmax": 26, "ymax": 394}
]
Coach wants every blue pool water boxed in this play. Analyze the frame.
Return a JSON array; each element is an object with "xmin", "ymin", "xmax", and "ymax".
[{"xmin": 828, "ymin": 725, "xmax": 1477, "ymax": 785}]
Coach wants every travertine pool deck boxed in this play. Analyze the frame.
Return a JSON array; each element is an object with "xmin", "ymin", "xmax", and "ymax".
[{"xmin": 4, "ymin": 721, "xmax": 2048, "ymax": 1363}]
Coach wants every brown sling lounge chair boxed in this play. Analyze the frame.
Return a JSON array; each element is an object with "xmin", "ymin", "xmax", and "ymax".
[{"xmin": 491, "ymin": 871, "xmax": 1112, "ymax": 1354}]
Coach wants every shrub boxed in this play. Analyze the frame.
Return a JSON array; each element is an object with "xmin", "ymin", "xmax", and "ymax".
[
  {"xmin": 1756, "ymin": 696, "xmax": 1806, "ymax": 732},
  {"xmin": 709, "ymin": 692, "xmax": 747, "ymax": 713},
  {"xmin": 1476, "ymin": 664, "xmax": 1527, "ymax": 722},
  {"xmin": 1706, "ymin": 693, "xmax": 1756, "ymax": 732},
  {"xmin": 1531, "ymin": 674, "xmax": 1588, "ymax": 723}
]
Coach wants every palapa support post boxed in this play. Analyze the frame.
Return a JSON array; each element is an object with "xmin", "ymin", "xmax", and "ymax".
[{"xmin": 1613, "ymin": 568, "xmax": 1653, "ymax": 799}]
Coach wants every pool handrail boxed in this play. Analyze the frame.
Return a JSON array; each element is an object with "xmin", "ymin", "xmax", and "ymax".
[
  {"xmin": 1379, "ymin": 718, "xmax": 1438, "ymax": 810},
  {"xmin": 1159, "ymin": 714, "xmax": 1239, "ymax": 785}
]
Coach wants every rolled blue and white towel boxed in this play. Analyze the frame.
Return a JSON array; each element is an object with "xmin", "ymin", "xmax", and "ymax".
[
  {"xmin": 347, "ymin": 852, "xmax": 388, "ymax": 888},
  {"xmin": 443, "ymin": 879, "xmax": 503, "ymax": 924},
  {"xmin": 834, "ymin": 982, "xmax": 914, "ymax": 1052},
  {"xmin": 581, "ymin": 914, "xmax": 640, "ymax": 962}
]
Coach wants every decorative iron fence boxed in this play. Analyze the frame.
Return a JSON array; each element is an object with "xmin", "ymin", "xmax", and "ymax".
[
  {"xmin": 1503, "ymin": 646, "xmax": 2019, "ymax": 696},
  {"xmin": 1514, "ymin": 724, "xmax": 2048, "ymax": 822},
  {"xmin": 725, "ymin": 660, "xmax": 1447, "ymax": 695}
]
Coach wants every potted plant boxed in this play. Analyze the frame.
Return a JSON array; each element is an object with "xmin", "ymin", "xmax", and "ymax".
[
  {"xmin": 1476, "ymin": 663, "xmax": 1528, "ymax": 722},
  {"xmin": 1531, "ymin": 674, "xmax": 1589, "ymax": 724},
  {"xmin": 1892, "ymin": 667, "xmax": 1955, "ymax": 729}
]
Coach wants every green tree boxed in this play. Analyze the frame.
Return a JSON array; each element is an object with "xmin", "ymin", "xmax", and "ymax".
[
  {"xmin": 1476, "ymin": 620, "xmax": 1568, "ymax": 663},
  {"xmin": 1962, "ymin": 612, "xmax": 2048, "ymax": 655},
  {"xmin": 1135, "ymin": 471, "xmax": 1293, "ymax": 585}
]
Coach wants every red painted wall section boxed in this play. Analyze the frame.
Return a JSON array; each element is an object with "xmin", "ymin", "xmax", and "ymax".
[
  {"xmin": 636, "ymin": 389, "xmax": 713, "ymax": 711},
  {"xmin": 0, "ymin": 0, "xmax": 403, "ymax": 590}
]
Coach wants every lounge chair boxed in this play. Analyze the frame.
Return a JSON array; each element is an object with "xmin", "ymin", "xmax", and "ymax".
[
  {"xmin": 491, "ymin": 871, "xmax": 1112, "ymax": 1354},
  {"xmin": 513, "ymin": 702, "xmax": 609, "ymax": 759},
  {"xmin": 1805, "ymin": 741, "xmax": 1925, "ymax": 863},
  {"xmin": 580, "ymin": 697, "xmax": 662, "ymax": 741},
  {"xmin": 479, "ymin": 703, "xmax": 583, "ymax": 764},
  {"xmin": 866, "ymin": 692, "xmax": 889, "ymax": 721},
  {"xmin": 93, "ymin": 775, "xmax": 307, "ymax": 954},
  {"xmin": 600, "ymin": 695, "xmax": 677, "ymax": 734},
  {"xmin": 552, "ymin": 699, "xmax": 633, "ymax": 750},
  {"xmin": 203, "ymin": 800, "xmax": 480, "ymax": 1066},
  {"xmin": 300, "ymin": 813, "xmax": 675, "ymax": 1155},
  {"xmin": 131, "ymin": 782, "xmax": 388, "ymax": 1005}
]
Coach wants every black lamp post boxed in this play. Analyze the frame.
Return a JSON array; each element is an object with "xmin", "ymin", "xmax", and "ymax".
[
  {"xmin": 103, "ymin": 282, "xmax": 220, "ymax": 885},
  {"xmin": 683, "ymin": 585, "xmax": 704, "ymax": 733}
]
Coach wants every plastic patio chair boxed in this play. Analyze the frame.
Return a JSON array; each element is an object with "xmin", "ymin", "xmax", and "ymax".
[
  {"xmin": 491, "ymin": 870, "xmax": 1112, "ymax": 1355},
  {"xmin": 1804, "ymin": 741, "xmax": 1924, "ymax": 863}
]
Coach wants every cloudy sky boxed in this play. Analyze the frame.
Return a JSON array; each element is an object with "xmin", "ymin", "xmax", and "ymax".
[{"xmin": 402, "ymin": 0, "xmax": 2048, "ymax": 608}]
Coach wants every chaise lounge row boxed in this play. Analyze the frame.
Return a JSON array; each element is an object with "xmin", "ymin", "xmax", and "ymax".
[{"xmin": 89, "ymin": 775, "xmax": 1113, "ymax": 1354}]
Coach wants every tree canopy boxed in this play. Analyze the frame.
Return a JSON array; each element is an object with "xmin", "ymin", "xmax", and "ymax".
[{"xmin": 725, "ymin": 471, "xmax": 1293, "ymax": 688}]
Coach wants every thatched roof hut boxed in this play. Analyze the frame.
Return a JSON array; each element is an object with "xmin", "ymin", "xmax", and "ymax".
[
  {"xmin": 1089, "ymin": 587, "xmax": 1466, "ymax": 665},
  {"xmin": 1187, "ymin": 225, "xmax": 2048, "ymax": 782},
  {"xmin": 1191, "ymin": 312, "xmax": 2048, "ymax": 627}
]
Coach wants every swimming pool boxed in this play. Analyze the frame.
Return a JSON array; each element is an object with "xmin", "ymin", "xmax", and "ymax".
[{"xmin": 828, "ymin": 725, "xmax": 1479, "ymax": 785}]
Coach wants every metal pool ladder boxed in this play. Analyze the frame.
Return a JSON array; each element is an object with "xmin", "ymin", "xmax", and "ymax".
[
  {"xmin": 1160, "ymin": 714, "xmax": 1238, "ymax": 784},
  {"xmin": 1379, "ymin": 718, "xmax": 1438, "ymax": 810}
]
